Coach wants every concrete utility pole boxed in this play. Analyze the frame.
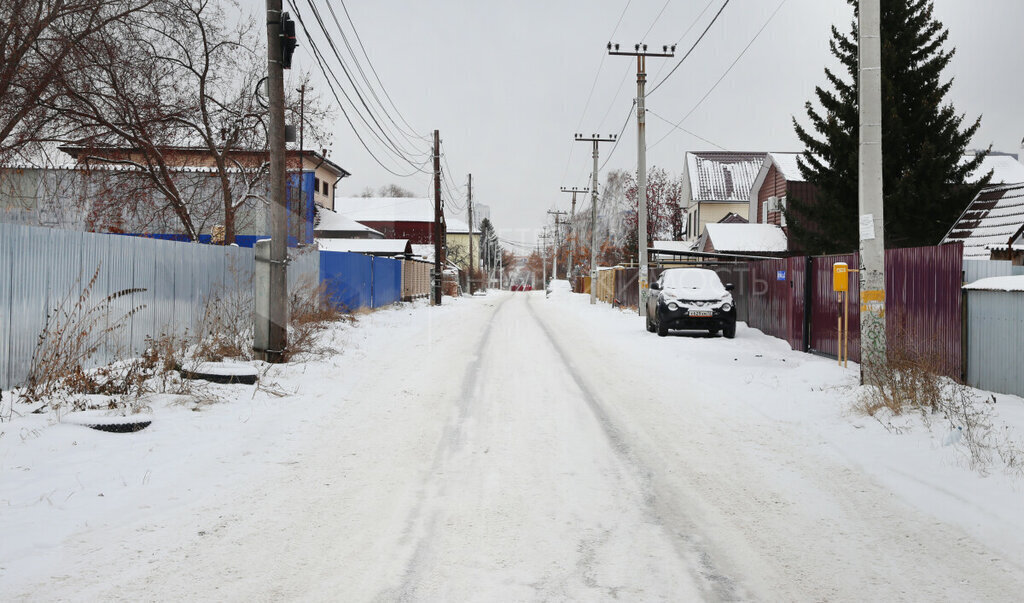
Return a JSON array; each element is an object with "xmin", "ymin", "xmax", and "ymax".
[
  {"xmin": 256, "ymin": 0, "xmax": 289, "ymax": 362},
  {"xmin": 467, "ymin": 173, "xmax": 473, "ymax": 294},
  {"xmin": 432, "ymin": 130, "xmax": 443, "ymax": 305},
  {"xmin": 858, "ymin": 0, "xmax": 886, "ymax": 381},
  {"xmin": 574, "ymin": 134, "xmax": 617, "ymax": 305},
  {"xmin": 560, "ymin": 187, "xmax": 588, "ymax": 279},
  {"xmin": 547, "ymin": 210, "xmax": 567, "ymax": 280},
  {"xmin": 609, "ymin": 42, "xmax": 675, "ymax": 317},
  {"xmin": 539, "ymin": 231, "xmax": 550, "ymax": 285}
]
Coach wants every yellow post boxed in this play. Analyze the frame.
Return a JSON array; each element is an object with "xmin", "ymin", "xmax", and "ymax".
[
  {"xmin": 843, "ymin": 290, "xmax": 849, "ymax": 368},
  {"xmin": 833, "ymin": 263, "xmax": 849, "ymax": 366}
]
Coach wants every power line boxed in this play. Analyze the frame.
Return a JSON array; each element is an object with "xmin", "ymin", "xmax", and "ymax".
[
  {"xmin": 649, "ymin": 0, "xmax": 717, "ymax": 83},
  {"xmin": 646, "ymin": 109, "xmax": 726, "ymax": 150},
  {"xmin": 647, "ymin": 0, "xmax": 732, "ymax": 97},
  {"xmin": 649, "ymin": 0, "xmax": 789, "ymax": 151}
]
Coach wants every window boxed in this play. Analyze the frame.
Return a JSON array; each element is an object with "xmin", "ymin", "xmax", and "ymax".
[
  {"xmin": 314, "ymin": 177, "xmax": 321, "ymax": 194},
  {"xmin": 323, "ymin": 181, "xmax": 329, "ymax": 195}
]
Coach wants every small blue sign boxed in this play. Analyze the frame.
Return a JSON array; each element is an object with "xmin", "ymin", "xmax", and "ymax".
[{"xmin": 776, "ymin": 270, "xmax": 787, "ymax": 281}]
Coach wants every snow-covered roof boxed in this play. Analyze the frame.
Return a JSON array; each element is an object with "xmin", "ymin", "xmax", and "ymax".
[
  {"xmin": 315, "ymin": 208, "xmax": 383, "ymax": 236},
  {"xmin": 652, "ymin": 240, "xmax": 698, "ymax": 253},
  {"xmin": 446, "ymin": 217, "xmax": 480, "ymax": 234},
  {"xmin": 942, "ymin": 183, "xmax": 1024, "ymax": 259},
  {"xmin": 703, "ymin": 223, "xmax": 788, "ymax": 253},
  {"xmin": 768, "ymin": 153, "xmax": 805, "ymax": 182},
  {"xmin": 963, "ymin": 275, "xmax": 1024, "ymax": 292},
  {"xmin": 686, "ymin": 152, "xmax": 766, "ymax": 202},
  {"xmin": 317, "ymin": 238, "xmax": 412, "ymax": 256},
  {"xmin": 964, "ymin": 155, "xmax": 1024, "ymax": 185},
  {"xmin": 411, "ymin": 244, "xmax": 435, "ymax": 262},
  {"xmin": 334, "ymin": 197, "xmax": 434, "ymax": 223}
]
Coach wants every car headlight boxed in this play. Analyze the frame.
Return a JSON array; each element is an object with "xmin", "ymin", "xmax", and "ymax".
[
  {"xmin": 722, "ymin": 303, "xmax": 732, "ymax": 312},
  {"xmin": 667, "ymin": 302, "xmax": 679, "ymax": 311}
]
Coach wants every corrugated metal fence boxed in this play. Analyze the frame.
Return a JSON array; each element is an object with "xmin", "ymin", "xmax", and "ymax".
[
  {"xmin": 964, "ymin": 287, "xmax": 1024, "ymax": 397},
  {"xmin": 318, "ymin": 251, "xmax": 408, "ymax": 311},
  {"xmin": 0, "ymin": 223, "xmax": 319, "ymax": 390}
]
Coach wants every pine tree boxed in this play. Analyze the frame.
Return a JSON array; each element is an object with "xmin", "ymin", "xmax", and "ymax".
[{"xmin": 789, "ymin": 0, "xmax": 989, "ymax": 254}]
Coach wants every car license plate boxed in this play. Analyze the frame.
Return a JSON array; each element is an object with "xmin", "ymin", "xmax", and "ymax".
[{"xmin": 688, "ymin": 309, "xmax": 712, "ymax": 317}]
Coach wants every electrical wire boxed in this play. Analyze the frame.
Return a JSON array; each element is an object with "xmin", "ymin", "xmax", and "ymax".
[
  {"xmin": 325, "ymin": 1, "xmax": 429, "ymax": 145},
  {"xmin": 649, "ymin": 0, "xmax": 789, "ymax": 151},
  {"xmin": 646, "ymin": 109, "xmax": 726, "ymax": 150},
  {"xmin": 300, "ymin": 0, "xmax": 429, "ymax": 161},
  {"xmin": 646, "ymin": 0, "xmax": 732, "ymax": 97},
  {"xmin": 649, "ymin": 0, "xmax": 717, "ymax": 83}
]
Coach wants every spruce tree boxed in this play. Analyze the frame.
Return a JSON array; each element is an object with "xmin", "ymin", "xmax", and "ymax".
[{"xmin": 789, "ymin": 0, "xmax": 988, "ymax": 254}]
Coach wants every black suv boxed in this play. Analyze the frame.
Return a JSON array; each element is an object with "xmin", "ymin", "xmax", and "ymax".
[{"xmin": 646, "ymin": 268, "xmax": 737, "ymax": 338}]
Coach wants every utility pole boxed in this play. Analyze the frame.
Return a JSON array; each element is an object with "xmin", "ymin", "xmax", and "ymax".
[
  {"xmin": 609, "ymin": 42, "xmax": 675, "ymax": 317},
  {"xmin": 467, "ymin": 173, "xmax": 473, "ymax": 294},
  {"xmin": 297, "ymin": 82, "xmax": 305, "ymax": 153},
  {"xmin": 432, "ymin": 130, "xmax": 443, "ymax": 305},
  {"xmin": 539, "ymin": 231, "xmax": 550, "ymax": 285},
  {"xmin": 859, "ymin": 0, "xmax": 886, "ymax": 382},
  {"xmin": 560, "ymin": 187, "xmax": 588, "ymax": 280},
  {"xmin": 574, "ymin": 134, "xmax": 617, "ymax": 304},
  {"xmin": 547, "ymin": 210, "xmax": 567, "ymax": 280},
  {"xmin": 255, "ymin": 0, "xmax": 290, "ymax": 363}
]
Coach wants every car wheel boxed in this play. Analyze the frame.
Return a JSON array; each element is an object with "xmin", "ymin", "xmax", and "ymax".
[
  {"xmin": 723, "ymin": 321, "xmax": 736, "ymax": 339},
  {"xmin": 657, "ymin": 321, "xmax": 668, "ymax": 337},
  {"xmin": 646, "ymin": 313, "xmax": 656, "ymax": 333}
]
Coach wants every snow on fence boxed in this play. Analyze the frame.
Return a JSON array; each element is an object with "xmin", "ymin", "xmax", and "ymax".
[{"xmin": 0, "ymin": 223, "xmax": 319, "ymax": 390}]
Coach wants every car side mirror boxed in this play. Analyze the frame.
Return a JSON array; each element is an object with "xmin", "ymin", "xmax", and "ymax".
[
  {"xmin": 725, "ymin": 283, "xmax": 735, "ymax": 292},
  {"xmin": 650, "ymin": 282, "xmax": 661, "ymax": 291}
]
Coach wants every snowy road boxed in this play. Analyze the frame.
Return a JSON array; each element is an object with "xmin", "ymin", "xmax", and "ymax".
[{"xmin": 6, "ymin": 291, "xmax": 1024, "ymax": 601}]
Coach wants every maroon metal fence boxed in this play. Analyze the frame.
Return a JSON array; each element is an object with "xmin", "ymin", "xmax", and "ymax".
[
  {"xmin": 742, "ymin": 244, "xmax": 962, "ymax": 378},
  {"xmin": 810, "ymin": 253, "xmax": 860, "ymax": 360}
]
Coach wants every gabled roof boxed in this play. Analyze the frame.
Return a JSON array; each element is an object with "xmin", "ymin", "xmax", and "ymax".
[
  {"xmin": 445, "ymin": 217, "xmax": 480, "ymax": 235},
  {"xmin": 686, "ymin": 151, "xmax": 766, "ymax": 202},
  {"xmin": 718, "ymin": 212, "xmax": 748, "ymax": 224},
  {"xmin": 766, "ymin": 152, "xmax": 806, "ymax": 182},
  {"xmin": 314, "ymin": 208, "xmax": 383, "ymax": 236},
  {"xmin": 963, "ymin": 155, "xmax": 1024, "ymax": 185},
  {"xmin": 334, "ymin": 197, "xmax": 435, "ymax": 223},
  {"xmin": 942, "ymin": 183, "xmax": 1024, "ymax": 259},
  {"xmin": 701, "ymin": 223, "xmax": 788, "ymax": 253}
]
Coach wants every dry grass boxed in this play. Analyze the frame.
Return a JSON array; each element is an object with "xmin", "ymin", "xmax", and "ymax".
[
  {"xmin": 284, "ymin": 278, "xmax": 349, "ymax": 362},
  {"xmin": 855, "ymin": 343, "xmax": 1023, "ymax": 476}
]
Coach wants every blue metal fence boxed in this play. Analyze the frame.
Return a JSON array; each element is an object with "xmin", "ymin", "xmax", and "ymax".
[{"xmin": 319, "ymin": 251, "xmax": 404, "ymax": 311}]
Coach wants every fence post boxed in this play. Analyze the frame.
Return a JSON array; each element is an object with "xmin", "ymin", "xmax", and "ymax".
[{"xmin": 802, "ymin": 256, "xmax": 813, "ymax": 352}]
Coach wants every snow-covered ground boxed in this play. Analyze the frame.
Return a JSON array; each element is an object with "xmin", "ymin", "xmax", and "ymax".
[{"xmin": 2, "ymin": 291, "xmax": 1024, "ymax": 601}]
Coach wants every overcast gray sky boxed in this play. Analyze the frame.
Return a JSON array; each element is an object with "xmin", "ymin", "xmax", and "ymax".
[{"xmin": 277, "ymin": 0, "xmax": 1024, "ymax": 252}]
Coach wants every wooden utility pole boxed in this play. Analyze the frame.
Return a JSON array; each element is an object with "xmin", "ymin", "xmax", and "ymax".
[
  {"xmin": 609, "ymin": 42, "xmax": 675, "ymax": 318},
  {"xmin": 560, "ymin": 187, "xmax": 588, "ymax": 279},
  {"xmin": 257, "ymin": 0, "xmax": 288, "ymax": 363},
  {"xmin": 467, "ymin": 173, "xmax": 474, "ymax": 294},
  {"xmin": 858, "ymin": 0, "xmax": 886, "ymax": 382},
  {"xmin": 574, "ymin": 134, "xmax": 617, "ymax": 304},
  {"xmin": 433, "ymin": 130, "xmax": 443, "ymax": 305}
]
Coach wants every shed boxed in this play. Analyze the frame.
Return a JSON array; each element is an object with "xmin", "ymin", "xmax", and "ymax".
[
  {"xmin": 314, "ymin": 208, "xmax": 384, "ymax": 239},
  {"xmin": 962, "ymin": 275, "xmax": 1024, "ymax": 398},
  {"xmin": 317, "ymin": 238, "xmax": 413, "ymax": 258},
  {"xmin": 697, "ymin": 223, "xmax": 788, "ymax": 255}
]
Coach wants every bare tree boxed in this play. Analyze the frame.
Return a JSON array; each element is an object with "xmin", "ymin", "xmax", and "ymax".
[{"xmin": 0, "ymin": 0, "xmax": 151, "ymax": 162}]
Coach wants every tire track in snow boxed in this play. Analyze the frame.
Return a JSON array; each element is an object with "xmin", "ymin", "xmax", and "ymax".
[
  {"xmin": 386, "ymin": 294, "xmax": 515, "ymax": 601},
  {"xmin": 525, "ymin": 296, "xmax": 747, "ymax": 603}
]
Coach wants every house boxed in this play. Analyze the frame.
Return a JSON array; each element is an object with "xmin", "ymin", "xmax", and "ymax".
[
  {"xmin": 59, "ymin": 145, "xmax": 350, "ymax": 212},
  {"xmin": 748, "ymin": 152, "xmax": 817, "ymax": 228},
  {"xmin": 333, "ymin": 197, "xmax": 438, "ymax": 244},
  {"xmin": 697, "ymin": 223, "xmax": 788, "ymax": 256},
  {"xmin": 314, "ymin": 207, "xmax": 384, "ymax": 239},
  {"xmin": 445, "ymin": 216, "xmax": 482, "ymax": 274},
  {"xmin": 942, "ymin": 183, "xmax": 1024, "ymax": 262},
  {"xmin": 682, "ymin": 151, "xmax": 766, "ymax": 241}
]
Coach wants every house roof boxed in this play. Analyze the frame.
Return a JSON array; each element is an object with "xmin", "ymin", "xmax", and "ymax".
[
  {"xmin": 686, "ymin": 151, "xmax": 766, "ymax": 202},
  {"xmin": 717, "ymin": 212, "xmax": 748, "ymax": 224},
  {"xmin": 767, "ymin": 152, "xmax": 805, "ymax": 182},
  {"xmin": 411, "ymin": 244, "xmax": 435, "ymax": 262},
  {"xmin": 963, "ymin": 155, "xmax": 1024, "ymax": 185},
  {"xmin": 314, "ymin": 208, "xmax": 383, "ymax": 236},
  {"xmin": 445, "ymin": 217, "xmax": 480, "ymax": 235},
  {"xmin": 702, "ymin": 223, "xmax": 788, "ymax": 253},
  {"xmin": 334, "ymin": 197, "xmax": 435, "ymax": 223},
  {"xmin": 58, "ymin": 145, "xmax": 350, "ymax": 178},
  {"xmin": 942, "ymin": 183, "xmax": 1024, "ymax": 259},
  {"xmin": 317, "ymin": 238, "xmax": 412, "ymax": 256}
]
